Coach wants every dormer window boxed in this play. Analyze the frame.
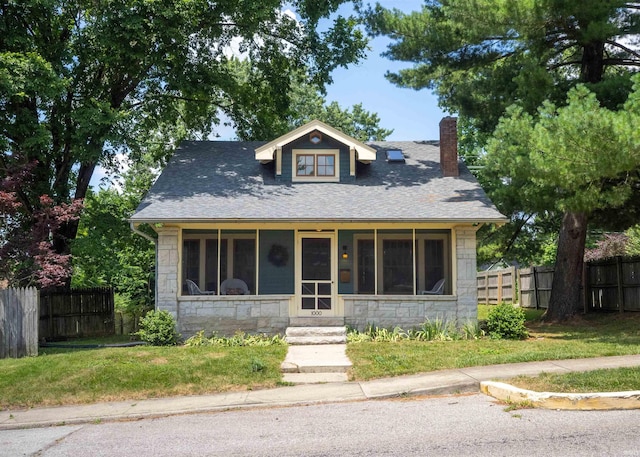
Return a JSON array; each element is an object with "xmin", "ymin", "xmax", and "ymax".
[{"xmin": 293, "ymin": 149, "xmax": 340, "ymax": 182}]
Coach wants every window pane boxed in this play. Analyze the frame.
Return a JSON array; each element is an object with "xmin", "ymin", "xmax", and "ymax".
[
  {"xmin": 302, "ymin": 297, "xmax": 316, "ymax": 309},
  {"xmin": 425, "ymin": 239, "xmax": 445, "ymax": 291},
  {"xmin": 318, "ymin": 282, "xmax": 332, "ymax": 295},
  {"xmin": 302, "ymin": 238, "xmax": 331, "ymax": 280},
  {"xmin": 318, "ymin": 297, "xmax": 332, "ymax": 310},
  {"xmin": 182, "ymin": 239, "xmax": 200, "ymax": 294},
  {"xmin": 383, "ymin": 240, "xmax": 413, "ymax": 294},
  {"xmin": 205, "ymin": 240, "xmax": 218, "ymax": 292},
  {"xmin": 297, "ymin": 155, "xmax": 315, "ymax": 176},
  {"xmin": 317, "ymin": 155, "xmax": 335, "ymax": 176},
  {"xmin": 357, "ymin": 239, "xmax": 375, "ymax": 293},
  {"xmin": 233, "ymin": 239, "xmax": 255, "ymax": 294}
]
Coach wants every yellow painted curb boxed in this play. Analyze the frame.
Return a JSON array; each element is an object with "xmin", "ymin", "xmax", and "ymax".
[{"xmin": 480, "ymin": 381, "xmax": 640, "ymax": 410}]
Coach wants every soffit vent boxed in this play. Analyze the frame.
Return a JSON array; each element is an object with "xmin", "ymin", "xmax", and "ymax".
[{"xmin": 386, "ymin": 149, "xmax": 405, "ymax": 163}]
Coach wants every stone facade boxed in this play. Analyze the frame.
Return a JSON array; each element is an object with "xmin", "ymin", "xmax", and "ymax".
[
  {"xmin": 454, "ymin": 226, "xmax": 479, "ymax": 322},
  {"xmin": 177, "ymin": 296, "xmax": 292, "ymax": 337},
  {"xmin": 343, "ymin": 296, "xmax": 459, "ymax": 330},
  {"xmin": 156, "ymin": 227, "xmax": 179, "ymax": 319},
  {"xmin": 154, "ymin": 225, "xmax": 478, "ymax": 336}
]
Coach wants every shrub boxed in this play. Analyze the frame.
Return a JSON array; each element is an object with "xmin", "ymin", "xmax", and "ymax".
[
  {"xmin": 486, "ymin": 303, "xmax": 528, "ymax": 340},
  {"xmin": 136, "ymin": 310, "xmax": 181, "ymax": 346}
]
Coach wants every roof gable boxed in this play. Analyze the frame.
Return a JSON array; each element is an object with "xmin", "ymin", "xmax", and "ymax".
[{"xmin": 255, "ymin": 119, "xmax": 376, "ymax": 162}]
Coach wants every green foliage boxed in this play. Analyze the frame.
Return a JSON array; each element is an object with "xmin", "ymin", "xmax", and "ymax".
[
  {"xmin": 1, "ymin": 0, "xmax": 368, "ymax": 283},
  {"xmin": 347, "ymin": 319, "xmax": 482, "ymax": 343},
  {"xmin": 362, "ymin": 0, "xmax": 640, "ymax": 273},
  {"xmin": 486, "ymin": 304, "xmax": 528, "ymax": 340},
  {"xmin": 72, "ymin": 158, "xmax": 156, "ymax": 316},
  {"xmin": 183, "ymin": 330, "xmax": 286, "ymax": 347},
  {"xmin": 136, "ymin": 310, "xmax": 180, "ymax": 346},
  {"xmin": 625, "ymin": 225, "xmax": 640, "ymax": 256}
]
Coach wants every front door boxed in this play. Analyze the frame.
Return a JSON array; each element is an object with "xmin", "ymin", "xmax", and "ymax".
[{"xmin": 297, "ymin": 234, "xmax": 335, "ymax": 316}]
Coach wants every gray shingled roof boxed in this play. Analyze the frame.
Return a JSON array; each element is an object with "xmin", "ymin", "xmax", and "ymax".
[{"xmin": 131, "ymin": 140, "xmax": 506, "ymax": 223}]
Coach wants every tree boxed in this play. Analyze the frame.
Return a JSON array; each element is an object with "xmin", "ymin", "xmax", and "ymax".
[
  {"xmin": 72, "ymin": 158, "xmax": 157, "ymax": 316},
  {"xmin": 363, "ymin": 0, "xmax": 640, "ymax": 319},
  {"xmin": 1, "ymin": 0, "xmax": 367, "ymax": 286},
  {"xmin": 286, "ymin": 81, "xmax": 393, "ymax": 141},
  {"xmin": 484, "ymin": 82, "xmax": 640, "ymax": 319},
  {"xmin": 0, "ymin": 161, "xmax": 82, "ymax": 287}
]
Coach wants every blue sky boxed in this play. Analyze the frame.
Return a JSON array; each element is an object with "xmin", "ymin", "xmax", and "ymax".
[{"xmin": 323, "ymin": 1, "xmax": 445, "ymax": 141}]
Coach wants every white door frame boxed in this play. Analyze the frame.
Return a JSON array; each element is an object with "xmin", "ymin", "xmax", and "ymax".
[{"xmin": 294, "ymin": 232, "xmax": 336, "ymax": 317}]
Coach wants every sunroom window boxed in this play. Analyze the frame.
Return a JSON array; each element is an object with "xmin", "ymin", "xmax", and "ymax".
[
  {"xmin": 181, "ymin": 231, "xmax": 255, "ymax": 295},
  {"xmin": 354, "ymin": 231, "xmax": 451, "ymax": 295}
]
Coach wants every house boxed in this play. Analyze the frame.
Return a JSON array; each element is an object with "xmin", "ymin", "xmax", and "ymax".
[{"xmin": 130, "ymin": 118, "xmax": 506, "ymax": 337}]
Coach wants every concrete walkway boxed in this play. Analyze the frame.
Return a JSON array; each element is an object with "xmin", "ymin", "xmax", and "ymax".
[{"xmin": 3, "ymin": 354, "xmax": 640, "ymax": 430}]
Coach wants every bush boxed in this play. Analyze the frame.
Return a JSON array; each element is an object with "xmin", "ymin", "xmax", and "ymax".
[
  {"xmin": 136, "ymin": 310, "xmax": 180, "ymax": 346},
  {"xmin": 486, "ymin": 303, "xmax": 528, "ymax": 340}
]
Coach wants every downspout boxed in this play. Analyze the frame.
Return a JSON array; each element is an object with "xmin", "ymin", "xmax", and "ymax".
[{"xmin": 130, "ymin": 222, "xmax": 159, "ymax": 311}]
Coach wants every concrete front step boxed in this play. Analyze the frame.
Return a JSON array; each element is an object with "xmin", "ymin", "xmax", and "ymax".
[
  {"xmin": 288, "ymin": 317, "xmax": 345, "ymax": 327},
  {"xmin": 285, "ymin": 335, "xmax": 347, "ymax": 345},
  {"xmin": 280, "ymin": 344, "xmax": 352, "ymax": 378},
  {"xmin": 285, "ymin": 326, "xmax": 347, "ymax": 345}
]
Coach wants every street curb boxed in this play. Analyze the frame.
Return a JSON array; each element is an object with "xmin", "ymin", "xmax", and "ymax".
[{"xmin": 480, "ymin": 381, "xmax": 640, "ymax": 410}]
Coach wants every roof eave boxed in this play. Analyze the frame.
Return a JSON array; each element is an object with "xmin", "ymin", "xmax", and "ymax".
[{"xmin": 254, "ymin": 119, "xmax": 376, "ymax": 161}]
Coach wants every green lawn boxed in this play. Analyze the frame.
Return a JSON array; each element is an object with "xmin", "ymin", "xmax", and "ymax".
[
  {"xmin": 507, "ymin": 367, "xmax": 640, "ymax": 393},
  {"xmin": 0, "ymin": 345, "xmax": 287, "ymax": 409},
  {"xmin": 347, "ymin": 311, "xmax": 640, "ymax": 380},
  {"xmin": 2, "ymin": 309, "xmax": 640, "ymax": 409}
]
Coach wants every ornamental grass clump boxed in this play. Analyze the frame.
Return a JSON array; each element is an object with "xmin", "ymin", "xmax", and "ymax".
[
  {"xmin": 184, "ymin": 330, "xmax": 286, "ymax": 347},
  {"xmin": 486, "ymin": 303, "xmax": 528, "ymax": 340}
]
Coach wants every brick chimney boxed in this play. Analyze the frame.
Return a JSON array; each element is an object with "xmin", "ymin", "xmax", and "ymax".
[{"xmin": 439, "ymin": 116, "xmax": 459, "ymax": 177}]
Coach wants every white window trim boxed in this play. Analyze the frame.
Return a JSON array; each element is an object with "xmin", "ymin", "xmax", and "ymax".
[
  {"xmin": 353, "ymin": 232, "xmax": 451, "ymax": 295},
  {"xmin": 292, "ymin": 149, "xmax": 340, "ymax": 182}
]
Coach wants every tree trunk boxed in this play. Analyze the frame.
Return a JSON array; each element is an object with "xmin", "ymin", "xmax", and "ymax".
[{"xmin": 544, "ymin": 211, "xmax": 588, "ymax": 321}]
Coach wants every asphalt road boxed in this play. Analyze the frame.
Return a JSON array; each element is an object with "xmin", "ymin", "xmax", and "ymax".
[{"xmin": 3, "ymin": 394, "xmax": 640, "ymax": 456}]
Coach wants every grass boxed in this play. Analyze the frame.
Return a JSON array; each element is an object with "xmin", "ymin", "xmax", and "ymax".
[
  {"xmin": 3, "ymin": 307, "xmax": 640, "ymax": 409},
  {"xmin": 507, "ymin": 367, "xmax": 640, "ymax": 393},
  {"xmin": 347, "ymin": 310, "xmax": 640, "ymax": 380},
  {"xmin": 0, "ymin": 344, "xmax": 287, "ymax": 409}
]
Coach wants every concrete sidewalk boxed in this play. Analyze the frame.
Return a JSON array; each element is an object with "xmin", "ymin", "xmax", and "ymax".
[{"xmin": 3, "ymin": 354, "xmax": 640, "ymax": 430}]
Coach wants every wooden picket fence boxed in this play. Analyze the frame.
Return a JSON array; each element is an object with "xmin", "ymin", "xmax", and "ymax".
[
  {"xmin": 478, "ymin": 257, "xmax": 640, "ymax": 311},
  {"xmin": 0, "ymin": 287, "xmax": 39, "ymax": 358}
]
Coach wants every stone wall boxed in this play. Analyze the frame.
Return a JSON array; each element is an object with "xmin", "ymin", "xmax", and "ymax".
[
  {"xmin": 177, "ymin": 296, "xmax": 292, "ymax": 337},
  {"xmin": 454, "ymin": 227, "xmax": 478, "ymax": 322},
  {"xmin": 156, "ymin": 228, "xmax": 179, "ymax": 319},
  {"xmin": 343, "ymin": 296, "xmax": 459, "ymax": 330}
]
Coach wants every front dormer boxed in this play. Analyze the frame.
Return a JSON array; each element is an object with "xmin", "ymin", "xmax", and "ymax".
[{"xmin": 254, "ymin": 120, "xmax": 376, "ymax": 183}]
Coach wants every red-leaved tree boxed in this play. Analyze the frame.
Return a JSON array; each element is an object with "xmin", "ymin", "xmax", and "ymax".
[{"xmin": 0, "ymin": 162, "xmax": 82, "ymax": 288}]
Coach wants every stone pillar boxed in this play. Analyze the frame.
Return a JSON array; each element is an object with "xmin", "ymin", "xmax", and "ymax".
[
  {"xmin": 439, "ymin": 117, "xmax": 459, "ymax": 177},
  {"xmin": 455, "ymin": 226, "xmax": 478, "ymax": 321},
  {"xmin": 156, "ymin": 227, "xmax": 180, "ymax": 319}
]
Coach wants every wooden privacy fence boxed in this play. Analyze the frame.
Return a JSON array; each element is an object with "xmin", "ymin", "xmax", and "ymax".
[
  {"xmin": 587, "ymin": 256, "xmax": 640, "ymax": 312},
  {"xmin": 40, "ymin": 287, "xmax": 115, "ymax": 340},
  {"xmin": 0, "ymin": 288, "xmax": 39, "ymax": 358},
  {"xmin": 518, "ymin": 266, "xmax": 554, "ymax": 309},
  {"xmin": 478, "ymin": 257, "xmax": 640, "ymax": 311},
  {"xmin": 476, "ymin": 267, "xmax": 517, "ymax": 305}
]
